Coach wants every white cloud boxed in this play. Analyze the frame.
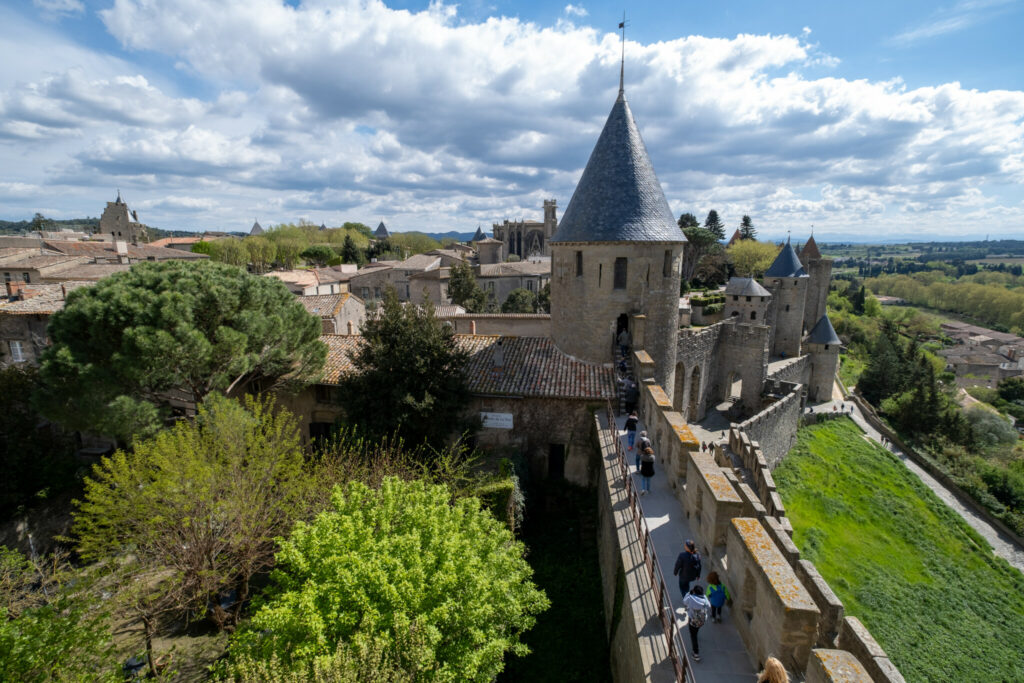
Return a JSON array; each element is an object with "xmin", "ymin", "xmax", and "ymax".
[
  {"xmin": 564, "ymin": 4, "xmax": 588, "ymax": 17},
  {"xmin": 32, "ymin": 0, "xmax": 84, "ymax": 17},
  {"xmin": 891, "ymin": 0, "xmax": 1018, "ymax": 45},
  {"xmin": 0, "ymin": 0, "xmax": 1019, "ymax": 237}
]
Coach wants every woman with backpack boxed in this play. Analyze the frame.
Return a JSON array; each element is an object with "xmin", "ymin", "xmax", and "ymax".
[
  {"xmin": 682, "ymin": 584, "xmax": 711, "ymax": 662},
  {"xmin": 704, "ymin": 571, "xmax": 730, "ymax": 623},
  {"xmin": 639, "ymin": 447, "xmax": 655, "ymax": 494},
  {"xmin": 625, "ymin": 411, "xmax": 639, "ymax": 451}
]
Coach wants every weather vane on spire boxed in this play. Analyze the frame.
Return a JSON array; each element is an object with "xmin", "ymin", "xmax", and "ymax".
[{"xmin": 618, "ymin": 12, "xmax": 629, "ymax": 97}]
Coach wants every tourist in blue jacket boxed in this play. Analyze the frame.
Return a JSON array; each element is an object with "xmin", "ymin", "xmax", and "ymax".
[{"xmin": 705, "ymin": 571, "xmax": 730, "ymax": 623}]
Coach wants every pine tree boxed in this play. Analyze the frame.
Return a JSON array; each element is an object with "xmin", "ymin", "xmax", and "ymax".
[
  {"xmin": 703, "ymin": 210, "xmax": 725, "ymax": 240},
  {"xmin": 677, "ymin": 212, "xmax": 699, "ymax": 229},
  {"xmin": 739, "ymin": 215, "xmax": 756, "ymax": 240}
]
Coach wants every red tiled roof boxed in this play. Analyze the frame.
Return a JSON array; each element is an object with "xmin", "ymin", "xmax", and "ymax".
[
  {"xmin": 43, "ymin": 240, "xmax": 207, "ymax": 260},
  {"xmin": 298, "ymin": 293, "xmax": 350, "ymax": 317},
  {"xmin": 320, "ymin": 333, "xmax": 615, "ymax": 400}
]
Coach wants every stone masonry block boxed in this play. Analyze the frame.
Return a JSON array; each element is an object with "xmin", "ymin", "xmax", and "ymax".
[{"xmin": 806, "ymin": 649, "xmax": 872, "ymax": 683}]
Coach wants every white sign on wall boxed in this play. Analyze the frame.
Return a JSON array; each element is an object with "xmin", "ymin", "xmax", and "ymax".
[{"xmin": 481, "ymin": 412, "xmax": 514, "ymax": 429}]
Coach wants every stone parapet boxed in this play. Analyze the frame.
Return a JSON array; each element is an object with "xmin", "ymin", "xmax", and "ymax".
[
  {"xmin": 806, "ymin": 649, "xmax": 872, "ymax": 683},
  {"xmin": 837, "ymin": 617, "xmax": 906, "ymax": 683},
  {"xmin": 725, "ymin": 518, "xmax": 820, "ymax": 675},
  {"xmin": 795, "ymin": 560, "xmax": 845, "ymax": 648},
  {"xmin": 683, "ymin": 451, "xmax": 744, "ymax": 554}
]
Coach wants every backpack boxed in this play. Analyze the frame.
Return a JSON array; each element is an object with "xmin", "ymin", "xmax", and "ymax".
[
  {"xmin": 689, "ymin": 552, "xmax": 702, "ymax": 579},
  {"xmin": 689, "ymin": 602, "xmax": 707, "ymax": 629}
]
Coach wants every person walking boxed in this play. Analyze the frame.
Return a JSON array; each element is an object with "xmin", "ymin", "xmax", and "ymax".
[
  {"xmin": 625, "ymin": 411, "xmax": 639, "ymax": 451},
  {"xmin": 673, "ymin": 540, "xmax": 702, "ymax": 598},
  {"xmin": 617, "ymin": 328, "xmax": 631, "ymax": 358},
  {"xmin": 625, "ymin": 379, "xmax": 639, "ymax": 414},
  {"xmin": 705, "ymin": 571, "xmax": 730, "ymax": 623},
  {"xmin": 636, "ymin": 430, "xmax": 652, "ymax": 471},
  {"xmin": 682, "ymin": 584, "xmax": 711, "ymax": 662},
  {"xmin": 639, "ymin": 447, "xmax": 655, "ymax": 494},
  {"xmin": 757, "ymin": 656, "xmax": 789, "ymax": 683}
]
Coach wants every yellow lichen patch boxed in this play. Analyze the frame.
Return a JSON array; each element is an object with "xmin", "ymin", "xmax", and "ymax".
[
  {"xmin": 812, "ymin": 649, "xmax": 871, "ymax": 681},
  {"xmin": 665, "ymin": 413, "xmax": 700, "ymax": 449},
  {"xmin": 704, "ymin": 471, "xmax": 743, "ymax": 503},
  {"xmin": 635, "ymin": 350, "xmax": 653, "ymax": 364},
  {"xmin": 648, "ymin": 384, "xmax": 672, "ymax": 408},
  {"xmin": 731, "ymin": 518, "xmax": 818, "ymax": 611}
]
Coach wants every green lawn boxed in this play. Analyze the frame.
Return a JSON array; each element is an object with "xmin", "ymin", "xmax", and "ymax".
[{"xmin": 774, "ymin": 418, "xmax": 1024, "ymax": 682}]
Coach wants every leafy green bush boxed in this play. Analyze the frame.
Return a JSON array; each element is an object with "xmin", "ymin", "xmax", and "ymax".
[
  {"xmin": 225, "ymin": 477, "xmax": 549, "ymax": 681},
  {"xmin": 966, "ymin": 406, "xmax": 1018, "ymax": 448}
]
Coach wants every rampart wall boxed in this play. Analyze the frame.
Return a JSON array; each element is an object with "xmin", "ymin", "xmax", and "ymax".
[
  {"xmin": 622, "ymin": 346, "xmax": 903, "ymax": 682},
  {"xmin": 766, "ymin": 354, "xmax": 810, "ymax": 385}
]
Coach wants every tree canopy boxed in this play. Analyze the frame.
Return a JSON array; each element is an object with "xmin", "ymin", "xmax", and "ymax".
[
  {"xmin": 739, "ymin": 215, "xmax": 756, "ymax": 240},
  {"xmin": 447, "ymin": 262, "xmax": 487, "ymax": 313},
  {"xmin": 703, "ymin": 210, "xmax": 725, "ymax": 240},
  {"xmin": 679, "ymin": 227, "xmax": 721, "ymax": 285},
  {"xmin": 36, "ymin": 260, "xmax": 326, "ymax": 442},
  {"xmin": 501, "ymin": 288, "xmax": 537, "ymax": 313},
  {"xmin": 338, "ymin": 288, "xmax": 473, "ymax": 446},
  {"xmin": 224, "ymin": 477, "xmax": 549, "ymax": 681},
  {"xmin": 677, "ymin": 212, "xmax": 699, "ymax": 229},
  {"xmin": 727, "ymin": 239, "xmax": 778, "ymax": 278}
]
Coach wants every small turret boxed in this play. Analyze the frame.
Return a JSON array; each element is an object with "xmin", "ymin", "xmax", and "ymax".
[
  {"xmin": 762, "ymin": 239, "xmax": 809, "ymax": 358},
  {"xmin": 804, "ymin": 314, "xmax": 841, "ymax": 401}
]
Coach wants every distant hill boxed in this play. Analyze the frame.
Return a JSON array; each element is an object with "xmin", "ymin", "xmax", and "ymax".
[{"xmin": 406, "ymin": 230, "xmax": 480, "ymax": 243}]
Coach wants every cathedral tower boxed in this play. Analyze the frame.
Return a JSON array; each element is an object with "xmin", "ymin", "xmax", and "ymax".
[{"xmin": 549, "ymin": 86, "xmax": 685, "ymax": 399}]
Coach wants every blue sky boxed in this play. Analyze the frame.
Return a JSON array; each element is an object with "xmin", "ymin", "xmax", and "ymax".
[{"xmin": 1, "ymin": 0, "xmax": 1022, "ymax": 241}]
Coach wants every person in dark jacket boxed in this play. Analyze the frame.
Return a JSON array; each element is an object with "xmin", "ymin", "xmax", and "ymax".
[
  {"xmin": 625, "ymin": 411, "xmax": 638, "ymax": 450},
  {"xmin": 635, "ymin": 430, "xmax": 652, "ymax": 471},
  {"xmin": 673, "ymin": 540, "xmax": 701, "ymax": 598},
  {"xmin": 639, "ymin": 447, "xmax": 655, "ymax": 494}
]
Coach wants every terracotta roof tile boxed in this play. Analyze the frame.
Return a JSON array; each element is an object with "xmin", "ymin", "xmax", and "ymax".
[{"xmin": 320, "ymin": 334, "xmax": 615, "ymax": 400}]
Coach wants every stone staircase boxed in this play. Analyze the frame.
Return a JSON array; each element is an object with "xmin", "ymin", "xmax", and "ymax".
[{"xmin": 615, "ymin": 345, "xmax": 636, "ymax": 414}]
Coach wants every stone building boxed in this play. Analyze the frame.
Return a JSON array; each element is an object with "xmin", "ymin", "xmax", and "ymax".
[
  {"xmin": 798, "ymin": 235, "xmax": 833, "ymax": 334},
  {"xmin": 492, "ymin": 199, "xmax": 558, "ymax": 259},
  {"xmin": 297, "ymin": 293, "xmax": 365, "ymax": 335},
  {"xmin": 724, "ymin": 277, "xmax": 771, "ymax": 323},
  {"xmin": 805, "ymin": 314, "xmax": 841, "ymax": 401},
  {"xmin": 0, "ymin": 281, "xmax": 90, "ymax": 367},
  {"xmin": 763, "ymin": 240, "xmax": 809, "ymax": 358},
  {"xmin": 97, "ymin": 191, "xmax": 149, "ymax": 244},
  {"xmin": 549, "ymin": 86, "xmax": 685, "ymax": 399},
  {"xmin": 374, "ymin": 221, "xmax": 390, "ymax": 240}
]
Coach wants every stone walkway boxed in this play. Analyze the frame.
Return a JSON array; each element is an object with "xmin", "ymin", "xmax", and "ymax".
[
  {"xmin": 617, "ymin": 415, "xmax": 758, "ymax": 682},
  {"xmin": 808, "ymin": 390, "xmax": 1024, "ymax": 574}
]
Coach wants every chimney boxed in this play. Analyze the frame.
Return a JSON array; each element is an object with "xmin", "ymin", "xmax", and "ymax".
[
  {"xmin": 470, "ymin": 320, "xmax": 477, "ymax": 334},
  {"xmin": 6, "ymin": 281, "xmax": 24, "ymax": 299}
]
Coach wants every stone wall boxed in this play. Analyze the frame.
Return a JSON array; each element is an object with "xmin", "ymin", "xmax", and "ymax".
[
  {"xmin": 441, "ymin": 313, "xmax": 551, "ymax": 336},
  {"xmin": 766, "ymin": 354, "xmax": 810, "ymax": 385},
  {"xmin": 734, "ymin": 380, "xmax": 803, "ymax": 468}
]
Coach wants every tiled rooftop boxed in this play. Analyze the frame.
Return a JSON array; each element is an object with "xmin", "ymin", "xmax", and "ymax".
[
  {"xmin": 298, "ymin": 293, "xmax": 350, "ymax": 317},
  {"xmin": 43, "ymin": 240, "xmax": 208, "ymax": 260},
  {"xmin": 0, "ymin": 281, "xmax": 93, "ymax": 314},
  {"xmin": 43, "ymin": 263, "xmax": 131, "ymax": 281},
  {"xmin": 320, "ymin": 334, "xmax": 615, "ymax": 400}
]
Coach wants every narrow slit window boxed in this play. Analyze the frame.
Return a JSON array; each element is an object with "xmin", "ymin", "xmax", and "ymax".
[
  {"xmin": 613, "ymin": 258, "xmax": 627, "ymax": 289},
  {"xmin": 576, "ymin": 250, "xmax": 583, "ymax": 277},
  {"xmin": 663, "ymin": 249, "xmax": 672, "ymax": 277}
]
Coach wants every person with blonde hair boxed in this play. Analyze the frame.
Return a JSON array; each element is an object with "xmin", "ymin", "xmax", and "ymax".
[{"xmin": 757, "ymin": 656, "xmax": 788, "ymax": 683}]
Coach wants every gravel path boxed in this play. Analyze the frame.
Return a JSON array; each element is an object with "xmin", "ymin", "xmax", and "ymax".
[{"xmin": 809, "ymin": 396, "xmax": 1024, "ymax": 574}]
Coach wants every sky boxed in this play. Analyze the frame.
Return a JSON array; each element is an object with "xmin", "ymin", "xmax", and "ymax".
[{"xmin": 0, "ymin": 0, "xmax": 1022, "ymax": 242}]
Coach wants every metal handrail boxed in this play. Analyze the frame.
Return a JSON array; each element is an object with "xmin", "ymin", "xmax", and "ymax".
[{"xmin": 606, "ymin": 402, "xmax": 696, "ymax": 683}]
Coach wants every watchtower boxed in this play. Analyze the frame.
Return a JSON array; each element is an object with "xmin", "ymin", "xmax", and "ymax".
[
  {"xmin": 799, "ymin": 235, "xmax": 833, "ymax": 334},
  {"xmin": 762, "ymin": 240, "xmax": 808, "ymax": 358},
  {"xmin": 804, "ymin": 314, "xmax": 841, "ymax": 401},
  {"xmin": 549, "ymin": 82, "xmax": 685, "ymax": 399}
]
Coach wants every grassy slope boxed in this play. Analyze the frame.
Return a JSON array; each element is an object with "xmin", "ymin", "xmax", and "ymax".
[{"xmin": 774, "ymin": 418, "xmax": 1024, "ymax": 682}]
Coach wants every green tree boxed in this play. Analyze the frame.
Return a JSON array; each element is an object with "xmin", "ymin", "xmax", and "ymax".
[
  {"xmin": 300, "ymin": 244, "xmax": 334, "ymax": 267},
  {"xmin": 191, "ymin": 240, "xmax": 214, "ymax": 255},
  {"xmin": 739, "ymin": 215, "xmax": 756, "ymax": 240},
  {"xmin": 342, "ymin": 222, "xmax": 373, "ymax": 239},
  {"xmin": 998, "ymin": 376, "xmax": 1024, "ymax": 403},
  {"xmin": 857, "ymin": 323, "xmax": 904, "ymax": 405},
  {"xmin": 274, "ymin": 238, "xmax": 304, "ymax": 269},
  {"xmin": 340, "ymin": 234, "xmax": 361, "ymax": 264},
  {"xmin": 338, "ymin": 288, "xmax": 472, "ymax": 446},
  {"xmin": 36, "ymin": 261, "xmax": 326, "ymax": 442},
  {"xmin": 211, "ymin": 238, "xmax": 249, "ymax": 267},
  {"xmin": 0, "ymin": 366, "xmax": 77, "ymax": 516},
  {"xmin": 73, "ymin": 395, "xmax": 309, "ymax": 668},
  {"xmin": 225, "ymin": 477, "xmax": 548, "ymax": 681},
  {"xmin": 966, "ymin": 407, "xmax": 1018, "ymax": 449},
  {"xmin": 0, "ymin": 547, "xmax": 117, "ymax": 682},
  {"xmin": 726, "ymin": 239, "xmax": 778, "ymax": 277},
  {"xmin": 677, "ymin": 212, "xmax": 699, "ymax": 229},
  {"xmin": 703, "ymin": 210, "xmax": 725, "ymax": 240},
  {"xmin": 246, "ymin": 236, "xmax": 277, "ymax": 274},
  {"xmin": 536, "ymin": 282, "xmax": 551, "ymax": 313},
  {"xmin": 447, "ymin": 262, "xmax": 486, "ymax": 312},
  {"xmin": 501, "ymin": 288, "xmax": 537, "ymax": 313},
  {"xmin": 679, "ymin": 227, "xmax": 720, "ymax": 285}
]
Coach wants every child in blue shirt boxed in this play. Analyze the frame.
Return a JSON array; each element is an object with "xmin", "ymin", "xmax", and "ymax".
[{"xmin": 705, "ymin": 571, "xmax": 730, "ymax": 623}]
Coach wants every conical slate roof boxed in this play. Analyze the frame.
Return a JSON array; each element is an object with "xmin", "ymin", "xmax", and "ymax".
[
  {"xmin": 319, "ymin": 222, "xmax": 328, "ymax": 231},
  {"xmin": 250, "ymin": 220, "xmax": 264, "ymax": 236},
  {"xmin": 551, "ymin": 94, "xmax": 684, "ymax": 244},
  {"xmin": 375, "ymin": 221, "xmax": 389, "ymax": 239},
  {"xmin": 724, "ymin": 277, "xmax": 771, "ymax": 297},
  {"xmin": 806, "ymin": 314, "xmax": 841, "ymax": 345},
  {"xmin": 764, "ymin": 240, "xmax": 807, "ymax": 278},
  {"xmin": 472, "ymin": 226, "xmax": 486, "ymax": 242}
]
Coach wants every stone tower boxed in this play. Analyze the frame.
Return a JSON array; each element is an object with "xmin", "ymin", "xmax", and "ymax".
[
  {"xmin": 805, "ymin": 314, "xmax": 841, "ymax": 401},
  {"xmin": 799, "ymin": 235, "xmax": 833, "ymax": 334},
  {"xmin": 543, "ymin": 199, "xmax": 558, "ymax": 240},
  {"xmin": 98, "ymin": 191, "xmax": 149, "ymax": 244},
  {"xmin": 549, "ymin": 85, "xmax": 685, "ymax": 399},
  {"xmin": 762, "ymin": 240, "xmax": 808, "ymax": 358},
  {"xmin": 724, "ymin": 277, "xmax": 771, "ymax": 324}
]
